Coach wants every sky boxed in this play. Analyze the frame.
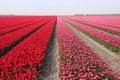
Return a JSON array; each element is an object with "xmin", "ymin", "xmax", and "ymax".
[{"xmin": 0, "ymin": 0, "xmax": 120, "ymax": 15}]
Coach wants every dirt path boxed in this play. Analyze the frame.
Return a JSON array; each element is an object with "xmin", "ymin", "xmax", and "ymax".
[
  {"xmin": 65, "ymin": 22, "xmax": 120, "ymax": 75},
  {"xmin": 38, "ymin": 24, "xmax": 60, "ymax": 80}
]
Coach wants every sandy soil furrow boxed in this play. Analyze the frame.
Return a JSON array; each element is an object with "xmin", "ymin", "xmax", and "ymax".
[{"xmin": 65, "ymin": 22, "xmax": 120, "ymax": 75}]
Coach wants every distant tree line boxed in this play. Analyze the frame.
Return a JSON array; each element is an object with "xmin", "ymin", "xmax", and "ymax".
[{"xmin": 74, "ymin": 14, "xmax": 120, "ymax": 16}]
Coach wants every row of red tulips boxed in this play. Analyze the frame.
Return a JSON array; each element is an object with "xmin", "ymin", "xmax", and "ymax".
[
  {"xmin": 0, "ymin": 17, "xmax": 56, "ymax": 80},
  {"xmin": 0, "ymin": 17, "xmax": 53, "ymax": 51},
  {"xmin": 0, "ymin": 17, "xmax": 33, "ymax": 28},
  {"xmin": 57, "ymin": 17, "xmax": 119, "ymax": 80},
  {"xmin": 0, "ymin": 20, "xmax": 33, "ymax": 34},
  {"xmin": 0, "ymin": 17, "xmax": 53, "ymax": 35},
  {"xmin": 64, "ymin": 18, "xmax": 120, "ymax": 50},
  {"xmin": 0, "ymin": 16, "xmax": 50, "ymax": 29}
]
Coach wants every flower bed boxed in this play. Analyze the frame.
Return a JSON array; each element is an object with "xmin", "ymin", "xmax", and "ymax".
[
  {"xmin": 0, "ymin": 17, "xmax": 56, "ymax": 80},
  {"xmin": 57, "ymin": 17, "xmax": 119, "ymax": 80},
  {"xmin": 64, "ymin": 18, "xmax": 120, "ymax": 53}
]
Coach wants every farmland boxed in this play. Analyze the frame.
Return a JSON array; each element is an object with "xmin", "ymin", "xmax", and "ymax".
[{"xmin": 0, "ymin": 16, "xmax": 120, "ymax": 80}]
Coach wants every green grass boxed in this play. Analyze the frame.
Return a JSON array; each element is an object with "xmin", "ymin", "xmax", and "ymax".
[{"xmin": 65, "ymin": 21, "xmax": 120, "ymax": 54}]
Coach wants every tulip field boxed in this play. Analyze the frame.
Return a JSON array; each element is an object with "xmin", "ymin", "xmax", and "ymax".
[
  {"xmin": 64, "ymin": 16, "xmax": 120, "ymax": 54},
  {"xmin": 0, "ymin": 16, "xmax": 120, "ymax": 80}
]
